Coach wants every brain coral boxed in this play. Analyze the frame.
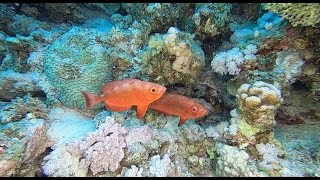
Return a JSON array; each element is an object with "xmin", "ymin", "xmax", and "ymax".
[
  {"xmin": 44, "ymin": 27, "xmax": 114, "ymax": 109},
  {"xmin": 264, "ymin": 3, "xmax": 320, "ymax": 27}
]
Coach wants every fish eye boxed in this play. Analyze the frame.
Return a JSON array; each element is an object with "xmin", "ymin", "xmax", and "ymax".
[
  {"xmin": 191, "ymin": 106, "xmax": 197, "ymax": 112},
  {"xmin": 150, "ymin": 87, "xmax": 157, "ymax": 94}
]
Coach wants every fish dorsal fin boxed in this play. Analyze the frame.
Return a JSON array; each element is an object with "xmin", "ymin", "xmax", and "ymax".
[
  {"xmin": 178, "ymin": 116, "xmax": 188, "ymax": 126},
  {"xmin": 105, "ymin": 102, "xmax": 132, "ymax": 112},
  {"xmin": 136, "ymin": 105, "xmax": 148, "ymax": 119}
]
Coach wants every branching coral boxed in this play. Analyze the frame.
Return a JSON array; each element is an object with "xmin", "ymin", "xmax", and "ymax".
[
  {"xmin": 264, "ymin": 3, "xmax": 320, "ymax": 27},
  {"xmin": 66, "ymin": 116, "xmax": 127, "ymax": 175},
  {"xmin": 149, "ymin": 154, "xmax": 175, "ymax": 177},
  {"xmin": 211, "ymin": 44, "xmax": 257, "ymax": 75},
  {"xmin": 43, "ymin": 116, "xmax": 127, "ymax": 176}
]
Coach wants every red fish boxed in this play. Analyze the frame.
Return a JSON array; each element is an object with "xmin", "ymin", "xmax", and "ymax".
[
  {"xmin": 82, "ymin": 78, "xmax": 167, "ymax": 119},
  {"xmin": 149, "ymin": 93, "xmax": 208, "ymax": 126}
]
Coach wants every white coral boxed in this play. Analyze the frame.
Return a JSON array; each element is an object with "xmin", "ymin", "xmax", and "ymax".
[
  {"xmin": 211, "ymin": 44, "xmax": 257, "ymax": 75},
  {"xmin": 164, "ymin": 27, "xmax": 192, "ymax": 74},
  {"xmin": 272, "ymin": 51, "xmax": 304, "ymax": 84},
  {"xmin": 215, "ymin": 144, "xmax": 268, "ymax": 177},
  {"xmin": 149, "ymin": 154, "xmax": 174, "ymax": 177},
  {"xmin": 67, "ymin": 116, "xmax": 127, "ymax": 175},
  {"xmin": 43, "ymin": 115, "xmax": 128, "ymax": 176}
]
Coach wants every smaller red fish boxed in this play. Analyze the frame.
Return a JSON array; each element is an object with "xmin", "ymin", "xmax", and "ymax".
[
  {"xmin": 149, "ymin": 93, "xmax": 208, "ymax": 126},
  {"xmin": 82, "ymin": 78, "xmax": 167, "ymax": 119}
]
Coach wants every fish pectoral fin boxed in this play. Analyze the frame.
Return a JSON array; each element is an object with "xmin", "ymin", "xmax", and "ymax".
[
  {"xmin": 136, "ymin": 105, "xmax": 148, "ymax": 119},
  {"xmin": 105, "ymin": 102, "xmax": 132, "ymax": 112},
  {"xmin": 178, "ymin": 116, "xmax": 188, "ymax": 126}
]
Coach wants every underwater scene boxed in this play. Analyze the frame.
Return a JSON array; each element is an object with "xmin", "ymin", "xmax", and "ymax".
[{"xmin": 0, "ymin": 3, "xmax": 319, "ymax": 177}]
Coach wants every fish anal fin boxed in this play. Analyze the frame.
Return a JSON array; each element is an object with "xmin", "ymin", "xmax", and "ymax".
[
  {"xmin": 105, "ymin": 102, "xmax": 132, "ymax": 112},
  {"xmin": 136, "ymin": 105, "xmax": 148, "ymax": 119},
  {"xmin": 178, "ymin": 116, "xmax": 188, "ymax": 126}
]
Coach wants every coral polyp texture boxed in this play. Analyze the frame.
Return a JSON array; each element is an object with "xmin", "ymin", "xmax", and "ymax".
[
  {"xmin": 44, "ymin": 27, "xmax": 114, "ymax": 109},
  {"xmin": 0, "ymin": 94, "xmax": 48, "ymax": 124},
  {"xmin": 211, "ymin": 44, "xmax": 257, "ymax": 75},
  {"xmin": 264, "ymin": 3, "xmax": 320, "ymax": 27},
  {"xmin": 192, "ymin": 3, "xmax": 232, "ymax": 39},
  {"xmin": 215, "ymin": 144, "xmax": 267, "ymax": 177},
  {"xmin": 225, "ymin": 81, "xmax": 283, "ymax": 147},
  {"xmin": 0, "ymin": 3, "xmax": 319, "ymax": 177},
  {"xmin": 122, "ymin": 3, "xmax": 183, "ymax": 32},
  {"xmin": 142, "ymin": 27, "xmax": 205, "ymax": 85}
]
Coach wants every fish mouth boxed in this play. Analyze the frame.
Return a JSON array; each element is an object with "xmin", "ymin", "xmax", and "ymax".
[{"xmin": 160, "ymin": 86, "xmax": 167, "ymax": 95}]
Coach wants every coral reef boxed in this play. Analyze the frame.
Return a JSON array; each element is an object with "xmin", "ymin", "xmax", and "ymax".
[
  {"xmin": 42, "ymin": 110, "xmax": 216, "ymax": 177},
  {"xmin": 192, "ymin": 3, "xmax": 232, "ymax": 39},
  {"xmin": 84, "ymin": 3, "xmax": 120, "ymax": 16},
  {"xmin": 275, "ymin": 124, "xmax": 320, "ymax": 176},
  {"xmin": 211, "ymin": 44, "xmax": 257, "ymax": 75},
  {"xmin": 104, "ymin": 14, "xmax": 151, "ymax": 80},
  {"xmin": 0, "ymin": 118, "xmax": 49, "ymax": 176},
  {"xmin": 229, "ymin": 12, "xmax": 287, "ymax": 47},
  {"xmin": 44, "ymin": 26, "xmax": 115, "ymax": 109},
  {"xmin": 0, "ymin": 71, "xmax": 42, "ymax": 101},
  {"xmin": 264, "ymin": 3, "xmax": 320, "ymax": 27},
  {"xmin": 225, "ymin": 81, "xmax": 283, "ymax": 148},
  {"xmin": 255, "ymin": 142, "xmax": 302, "ymax": 176},
  {"xmin": 46, "ymin": 107, "xmax": 96, "ymax": 148},
  {"xmin": 67, "ymin": 116, "xmax": 127, "ymax": 175},
  {"xmin": 0, "ymin": 9, "xmax": 50, "ymax": 36},
  {"xmin": 0, "ymin": 94, "xmax": 47, "ymax": 124},
  {"xmin": 0, "ymin": 2, "xmax": 319, "ymax": 178},
  {"xmin": 122, "ymin": 3, "xmax": 184, "ymax": 32},
  {"xmin": 276, "ymin": 89, "xmax": 320, "ymax": 125},
  {"xmin": 215, "ymin": 144, "xmax": 267, "ymax": 177},
  {"xmin": 271, "ymin": 50, "xmax": 304, "ymax": 87},
  {"xmin": 141, "ymin": 27, "xmax": 205, "ymax": 86}
]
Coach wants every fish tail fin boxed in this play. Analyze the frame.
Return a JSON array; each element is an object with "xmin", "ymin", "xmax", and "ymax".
[{"xmin": 81, "ymin": 91, "xmax": 101, "ymax": 109}]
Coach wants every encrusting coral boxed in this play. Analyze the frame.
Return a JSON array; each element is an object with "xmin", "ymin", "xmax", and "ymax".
[
  {"xmin": 192, "ymin": 3, "xmax": 232, "ymax": 39},
  {"xmin": 0, "ymin": 94, "xmax": 48, "ymax": 124}
]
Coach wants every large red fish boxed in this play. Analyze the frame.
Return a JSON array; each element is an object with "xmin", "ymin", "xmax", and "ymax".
[
  {"xmin": 82, "ymin": 78, "xmax": 167, "ymax": 119},
  {"xmin": 149, "ymin": 93, "xmax": 208, "ymax": 126}
]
